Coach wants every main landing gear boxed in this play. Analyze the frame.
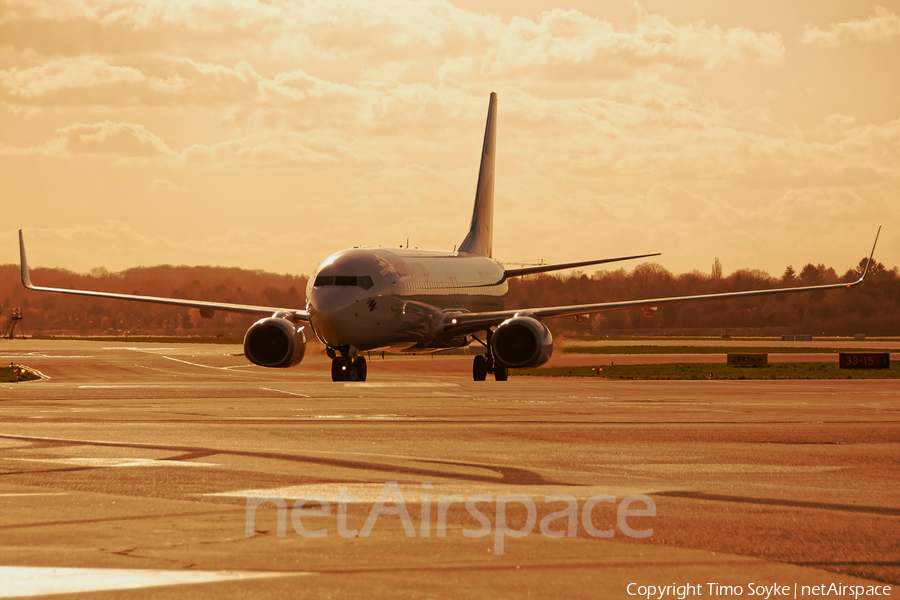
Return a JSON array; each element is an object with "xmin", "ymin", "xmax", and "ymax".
[
  {"xmin": 472, "ymin": 330, "xmax": 508, "ymax": 382},
  {"xmin": 327, "ymin": 346, "xmax": 367, "ymax": 382}
]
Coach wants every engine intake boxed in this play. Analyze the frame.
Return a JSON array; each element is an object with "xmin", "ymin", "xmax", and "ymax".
[
  {"xmin": 491, "ymin": 316, "xmax": 553, "ymax": 369},
  {"xmin": 243, "ymin": 317, "xmax": 307, "ymax": 368}
]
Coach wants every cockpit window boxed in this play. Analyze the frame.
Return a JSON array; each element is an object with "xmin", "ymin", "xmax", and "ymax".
[{"xmin": 314, "ymin": 275, "xmax": 374, "ymax": 290}]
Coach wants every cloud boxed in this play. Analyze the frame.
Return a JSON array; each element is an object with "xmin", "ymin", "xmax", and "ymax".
[
  {"xmin": 0, "ymin": 56, "xmax": 145, "ymax": 98},
  {"xmin": 0, "ymin": 121, "xmax": 174, "ymax": 158},
  {"xmin": 801, "ymin": 6, "xmax": 900, "ymax": 46},
  {"xmin": 1, "ymin": 2, "xmax": 783, "ymax": 76},
  {"xmin": 0, "ymin": 56, "xmax": 265, "ymax": 107},
  {"xmin": 0, "ymin": 2, "xmax": 895, "ymax": 278},
  {"xmin": 8, "ymin": 220, "xmax": 327, "ymax": 274},
  {"xmin": 182, "ymin": 131, "xmax": 356, "ymax": 166},
  {"xmin": 150, "ymin": 179, "xmax": 179, "ymax": 191},
  {"xmin": 57, "ymin": 121, "xmax": 173, "ymax": 156}
]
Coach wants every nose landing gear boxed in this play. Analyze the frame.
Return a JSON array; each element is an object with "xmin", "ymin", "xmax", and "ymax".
[{"xmin": 327, "ymin": 346, "xmax": 368, "ymax": 382}]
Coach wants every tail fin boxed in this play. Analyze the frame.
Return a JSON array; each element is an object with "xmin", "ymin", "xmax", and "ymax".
[{"xmin": 458, "ymin": 92, "xmax": 497, "ymax": 257}]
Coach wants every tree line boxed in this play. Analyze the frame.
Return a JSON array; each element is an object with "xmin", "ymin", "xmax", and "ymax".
[{"xmin": 1, "ymin": 257, "xmax": 896, "ymax": 338}]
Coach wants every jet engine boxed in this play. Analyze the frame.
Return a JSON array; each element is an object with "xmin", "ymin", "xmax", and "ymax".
[
  {"xmin": 243, "ymin": 317, "xmax": 307, "ymax": 368},
  {"xmin": 490, "ymin": 316, "xmax": 553, "ymax": 369}
]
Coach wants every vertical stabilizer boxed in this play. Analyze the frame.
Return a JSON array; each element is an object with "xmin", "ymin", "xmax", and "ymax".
[{"xmin": 458, "ymin": 92, "xmax": 497, "ymax": 257}]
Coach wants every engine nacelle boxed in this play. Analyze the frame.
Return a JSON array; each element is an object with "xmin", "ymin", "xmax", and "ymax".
[
  {"xmin": 243, "ymin": 317, "xmax": 307, "ymax": 368},
  {"xmin": 491, "ymin": 316, "xmax": 553, "ymax": 369}
]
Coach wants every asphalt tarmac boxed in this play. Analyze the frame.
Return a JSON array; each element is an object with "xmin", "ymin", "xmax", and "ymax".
[{"xmin": 0, "ymin": 339, "xmax": 897, "ymax": 599}]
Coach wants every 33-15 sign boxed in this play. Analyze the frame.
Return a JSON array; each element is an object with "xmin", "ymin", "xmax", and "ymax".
[{"xmin": 838, "ymin": 352, "xmax": 890, "ymax": 369}]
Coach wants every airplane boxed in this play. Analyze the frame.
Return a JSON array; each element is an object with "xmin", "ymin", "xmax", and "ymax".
[{"xmin": 19, "ymin": 93, "xmax": 881, "ymax": 382}]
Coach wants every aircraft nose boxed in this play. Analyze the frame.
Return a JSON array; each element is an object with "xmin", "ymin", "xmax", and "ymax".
[
  {"xmin": 308, "ymin": 285, "xmax": 372, "ymax": 347},
  {"xmin": 308, "ymin": 286, "xmax": 356, "ymax": 320}
]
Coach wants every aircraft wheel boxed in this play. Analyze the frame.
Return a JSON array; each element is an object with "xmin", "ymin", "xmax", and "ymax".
[
  {"xmin": 494, "ymin": 364, "xmax": 508, "ymax": 381},
  {"xmin": 473, "ymin": 355, "xmax": 488, "ymax": 381},
  {"xmin": 351, "ymin": 356, "xmax": 367, "ymax": 381},
  {"xmin": 331, "ymin": 359, "xmax": 346, "ymax": 382}
]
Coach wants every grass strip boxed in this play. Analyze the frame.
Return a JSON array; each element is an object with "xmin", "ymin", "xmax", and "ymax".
[
  {"xmin": 516, "ymin": 362, "xmax": 900, "ymax": 380},
  {"xmin": 563, "ymin": 346, "xmax": 893, "ymax": 355}
]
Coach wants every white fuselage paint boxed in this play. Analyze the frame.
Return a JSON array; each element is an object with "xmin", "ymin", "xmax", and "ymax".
[{"xmin": 306, "ymin": 247, "xmax": 507, "ymax": 352}]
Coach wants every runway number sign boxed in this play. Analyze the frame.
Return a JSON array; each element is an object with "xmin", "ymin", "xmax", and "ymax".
[
  {"xmin": 727, "ymin": 353, "xmax": 767, "ymax": 366},
  {"xmin": 839, "ymin": 352, "xmax": 890, "ymax": 369}
]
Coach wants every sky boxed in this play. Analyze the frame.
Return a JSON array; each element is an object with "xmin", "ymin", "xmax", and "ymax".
[{"xmin": 1, "ymin": 0, "xmax": 898, "ymax": 279}]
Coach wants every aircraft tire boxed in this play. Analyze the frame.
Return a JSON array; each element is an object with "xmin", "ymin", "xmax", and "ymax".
[
  {"xmin": 473, "ymin": 355, "xmax": 488, "ymax": 381},
  {"xmin": 331, "ymin": 359, "xmax": 345, "ymax": 382},
  {"xmin": 352, "ymin": 356, "xmax": 367, "ymax": 381},
  {"xmin": 494, "ymin": 364, "xmax": 508, "ymax": 381}
]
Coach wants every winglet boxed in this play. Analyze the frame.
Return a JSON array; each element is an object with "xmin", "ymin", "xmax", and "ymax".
[
  {"xmin": 857, "ymin": 224, "xmax": 882, "ymax": 284},
  {"xmin": 18, "ymin": 229, "xmax": 34, "ymax": 290},
  {"xmin": 458, "ymin": 92, "xmax": 497, "ymax": 258}
]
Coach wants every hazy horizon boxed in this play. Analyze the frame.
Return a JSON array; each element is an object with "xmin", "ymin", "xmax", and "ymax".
[{"xmin": 1, "ymin": 1, "xmax": 897, "ymax": 278}]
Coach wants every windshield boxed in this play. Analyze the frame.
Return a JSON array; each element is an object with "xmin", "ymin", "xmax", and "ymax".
[{"xmin": 313, "ymin": 275, "xmax": 374, "ymax": 290}]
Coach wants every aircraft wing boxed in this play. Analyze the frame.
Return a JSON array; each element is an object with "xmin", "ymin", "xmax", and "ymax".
[
  {"xmin": 444, "ymin": 227, "xmax": 881, "ymax": 337},
  {"xmin": 503, "ymin": 252, "xmax": 661, "ymax": 278},
  {"xmin": 19, "ymin": 230, "xmax": 308, "ymax": 321}
]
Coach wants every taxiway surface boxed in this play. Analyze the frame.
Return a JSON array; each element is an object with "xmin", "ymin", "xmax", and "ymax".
[{"xmin": 0, "ymin": 339, "xmax": 897, "ymax": 599}]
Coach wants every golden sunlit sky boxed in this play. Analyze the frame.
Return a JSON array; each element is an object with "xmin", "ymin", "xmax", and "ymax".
[{"xmin": 2, "ymin": 0, "xmax": 898, "ymax": 279}]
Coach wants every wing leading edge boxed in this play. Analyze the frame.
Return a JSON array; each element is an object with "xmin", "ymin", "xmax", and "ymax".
[
  {"xmin": 444, "ymin": 226, "xmax": 882, "ymax": 337},
  {"xmin": 503, "ymin": 252, "xmax": 661, "ymax": 278},
  {"xmin": 18, "ymin": 230, "xmax": 308, "ymax": 321}
]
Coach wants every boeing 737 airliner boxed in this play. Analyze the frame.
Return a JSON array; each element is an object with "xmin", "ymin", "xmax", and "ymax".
[{"xmin": 19, "ymin": 93, "xmax": 880, "ymax": 381}]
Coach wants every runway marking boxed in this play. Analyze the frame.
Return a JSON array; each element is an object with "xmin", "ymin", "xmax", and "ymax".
[
  {"xmin": 0, "ymin": 493, "xmax": 69, "ymax": 497},
  {"xmin": 0, "ymin": 566, "xmax": 311, "ymax": 597},
  {"xmin": 104, "ymin": 347, "xmax": 178, "ymax": 351},
  {"xmin": 210, "ymin": 483, "xmax": 661, "ymax": 502},
  {"xmin": 348, "ymin": 382, "xmax": 459, "ymax": 388},
  {"xmin": 11, "ymin": 457, "xmax": 219, "ymax": 468},
  {"xmin": 654, "ymin": 491, "xmax": 900, "ymax": 516},
  {"xmin": 627, "ymin": 463, "xmax": 847, "ymax": 474},
  {"xmin": 261, "ymin": 387, "xmax": 310, "ymax": 397},
  {"xmin": 162, "ymin": 356, "xmax": 247, "ymax": 370},
  {"xmin": 78, "ymin": 385, "xmax": 165, "ymax": 389},
  {"xmin": 0, "ymin": 354, "xmax": 93, "ymax": 358},
  {"xmin": 311, "ymin": 414, "xmax": 418, "ymax": 420}
]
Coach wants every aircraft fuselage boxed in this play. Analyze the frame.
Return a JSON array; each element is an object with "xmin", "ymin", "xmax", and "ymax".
[{"xmin": 306, "ymin": 247, "xmax": 507, "ymax": 352}]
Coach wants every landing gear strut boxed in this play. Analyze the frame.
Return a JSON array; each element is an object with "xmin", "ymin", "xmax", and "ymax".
[
  {"xmin": 328, "ymin": 346, "xmax": 367, "ymax": 382},
  {"xmin": 471, "ymin": 330, "xmax": 508, "ymax": 382}
]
